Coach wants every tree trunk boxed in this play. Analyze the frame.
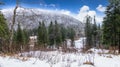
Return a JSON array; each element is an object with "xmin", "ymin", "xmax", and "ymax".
[
  {"xmin": 118, "ymin": 34, "xmax": 120, "ymax": 54},
  {"xmin": 9, "ymin": 6, "xmax": 18, "ymax": 52},
  {"xmin": 119, "ymin": 42, "xmax": 120, "ymax": 54}
]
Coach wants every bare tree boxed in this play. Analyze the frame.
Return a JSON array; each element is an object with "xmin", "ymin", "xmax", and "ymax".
[
  {"xmin": 9, "ymin": 0, "xmax": 19, "ymax": 52},
  {"xmin": 9, "ymin": 0, "xmax": 44, "ymax": 52}
]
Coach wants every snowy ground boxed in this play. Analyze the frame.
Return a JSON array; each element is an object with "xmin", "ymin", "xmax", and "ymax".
[
  {"xmin": 0, "ymin": 51, "xmax": 120, "ymax": 67},
  {"xmin": 0, "ymin": 38, "xmax": 120, "ymax": 67},
  {"xmin": 67, "ymin": 37, "xmax": 86, "ymax": 49}
]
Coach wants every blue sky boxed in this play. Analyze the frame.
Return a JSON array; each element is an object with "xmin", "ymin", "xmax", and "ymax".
[
  {"xmin": 0, "ymin": 0, "xmax": 108, "ymax": 23},
  {"xmin": 0, "ymin": 0, "xmax": 108, "ymax": 13}
]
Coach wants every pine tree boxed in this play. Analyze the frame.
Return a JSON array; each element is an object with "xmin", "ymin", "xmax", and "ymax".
[
  {"xmin": 16, "ymin": 23, "xmax": 23, "ymax": 44},
  {"xmin": 48, "ymin": 21, "xmax": 55, "ymax": 47},
  {"xmin": 97, "ymin": 24, "xmax": 102, "ymax": 48},
  {"xmin": 70, "ymin": 28, "xmax": 75, "ymax": 47},
  {"xmin": 84, "ymin": 15, "xmax": 93, "ymax": 49},
  {"xmin": 60, "ymin": 26, "xmax": 67, "ymax": 42},
  {"xmin": 92, "ymin": 16, "xmax": 97, "ymax": 47},
  {"xmin": 22, "ymin": 29, "xmax": 29, "ymax": 45},
  {"xmin": 41, "ymin": 21, "xmax": 48, "ymax": 48},
  {"xmin": 14, "ymin": 23, "xmax": 24, "ymax": 51},
  {"xmin": 102, "ymin": 0, "xmax": 120, "ymax": 53},
  {"xmin": 60, "ymin": 25, "xmax": 67, "ymax": 48},
  {"xmin": 0, "ymin": 13, "xmax": 9, "ymax": 39},
  {"xmin": 0, "ymin": 12, "xmax": 9, "ymax": 52},
  {"xmin": 54, "ymin": 21, "xmax": 62, "ymax": 48},
  {"xmin": 37, "ymin": 22, "xmax": 43, "ymax": 45}
]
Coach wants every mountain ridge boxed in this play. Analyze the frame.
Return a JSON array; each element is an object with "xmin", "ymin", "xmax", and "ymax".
[{"xmin": 1, "ymin": 7, "xmax": 84, "ymax": 35}]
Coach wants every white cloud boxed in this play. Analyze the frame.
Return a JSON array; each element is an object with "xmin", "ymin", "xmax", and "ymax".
[
  {"xmin": 59, "ymin": 10, "xmax": 71, "ymax": 15},
  {"xmin": 49, "ymin": 4, "xmax": 56, "ymax": 7},
  {"xmin": 80, "ymin": 5, "xmax": 89, "ymax": 12},
  {"xmin": 95, "ymin": 15, "xmax": 105, "ymax": 24},
  {"xmin": 39, "ymin": 3, "xmax": 56, "ymax": 8},
  {"xmin": 96, "ymin": 4, "xmax": 106, "ymax": 12},
  {"xmin": 76, "ymin": 5, "xmax": 96, "ymax": 22},
  {"xmin": 88, "ymin": 11, "xmax": 96, "ymax": 17},
  {"xmin": 42, "ymin": 5, "xmax": 104, "ymax": 24},
  {"xmin": 75, "ymin": 5, "xmax": 104, "ymax": 24}
]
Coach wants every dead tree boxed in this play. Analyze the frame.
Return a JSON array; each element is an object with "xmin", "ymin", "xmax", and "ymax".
[{"xmin": 9, "ymin": 0, "xmax": 19, "ymax": 52}]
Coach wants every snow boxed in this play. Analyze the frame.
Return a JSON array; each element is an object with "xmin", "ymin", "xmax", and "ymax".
[
  {"xmin": 66, "ymin": 37, "xmax": 86, "ymax": 49},
  {"xmin": 0, "ymin": 51, "xmax": 120, "ymax": 67},
  {"xmin": 29, "ymin": 36, "xmax": 37, "ymax": 40},
  {"xmin": 0, "ymin": 38, "xmax": 120, "ymax": 67},
  {"xmin": 0, "ymin": 57, "xmax": 50, "ymax": 67},
  {"xmin": 74, "ymin": 37, "xmax": 86, "ymax": 49},
  {"xmin": 1, "ymin": 7, "xmax": 84, "ymax": 30}
]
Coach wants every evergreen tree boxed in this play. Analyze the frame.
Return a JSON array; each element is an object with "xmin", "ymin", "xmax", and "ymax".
[
  {"xmin": 13, "ymin": 28, "xmax": 29, "ymax": 52},
  {"xmin": 0, "ymin": 13, "xmax": 9, "ymax": 39},
  {"xmin": 60, "ymin": 26, "xmax": 67, "ymax": 42},
  {"xmin": 102, "ymin": 0, "xmax": 120, "ymax": 53},
  {"xmin": 97, "ymin": 24, "xmax": 102, "ymax": 47},
  {"xmin": 48, "ymin": 21, "xmax": 55, "ymax": 47},
  {"xmin": 37, "ymin": 22, "xmax": 43, "ymax": 45},
  {"xmin": 69, "ymin": 28, "xmax": 75, "ymax": 47},
  {"xmin": 84, "ymin": 15, "xmax": 93, "ymax": 49},
  {"xmin": 60, "ymin": 25, "xmax": 67, "ymax": 48},
  {"xmin": 41, "ymin": 21, "xmax": 48, "ymax": 47},
  {"xmin": 0, "ymin": 12, "xmax": 9, "ymax": 51},
  {"xmin": 54, "ymin": 21, "xmax": 62, "ymax": 48},
  {"xmin": 14, "ymin": 23, "xmax": 24, "ymax": 51},
  {"xmin": 22, "ymin": 29, "xmax": 29, "ymax": 45},
  {"xmin": 92, "ymin": 16, "xmax": 97, "ymax": 47}
]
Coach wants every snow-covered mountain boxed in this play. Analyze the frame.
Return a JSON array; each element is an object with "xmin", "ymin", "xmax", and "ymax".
[{"xmin": 1, "ymin": 7, "xmax": 84, "ymax": 34}]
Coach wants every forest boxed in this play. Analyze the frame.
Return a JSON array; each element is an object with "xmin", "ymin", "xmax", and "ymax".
[{"xmin": 0, "ymin": 0, "xmax": 120, "ymax": 67}]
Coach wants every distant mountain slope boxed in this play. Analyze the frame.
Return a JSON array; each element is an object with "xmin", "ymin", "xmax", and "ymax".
[{"xmin": 1, "ymin": 7, "xmax": 84, "ymax": 35}]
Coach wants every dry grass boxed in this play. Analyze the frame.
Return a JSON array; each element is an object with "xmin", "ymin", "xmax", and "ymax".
[
  {"xmin": 13, "ymin": 54, "xmax": 30, "ymax": 61},
  {"xmin": 0, "ymin": 53, "xmax": 16, "ymax": 57},
  {"xmin": 15, "ymin": 56, "xmax": 29, "ymax": 61},
  {"xmin": 83, "ymin": 61, "xmax": 94, "ymax": 66},
  {"xmin": 98, "ymin": 52, "xmax": 103, "ymax": 56},
  {"xmin": 0, "ymin": 53, "xmax": 30, "ymax": 61},
  {"xmin": 0, "ymin": 54, "xmax": 6, "ymax": 57},
  {"xmin": 106, "ymin": 55, "xmax": 112, "ymax": 58}
]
